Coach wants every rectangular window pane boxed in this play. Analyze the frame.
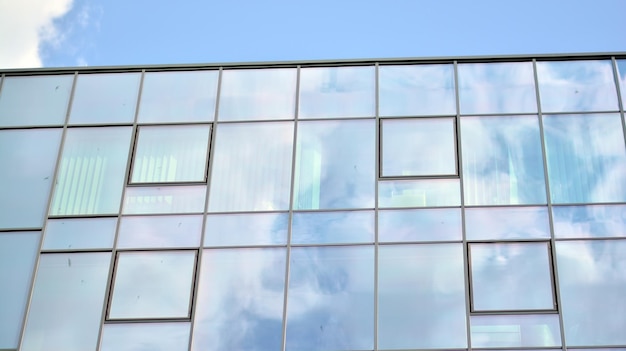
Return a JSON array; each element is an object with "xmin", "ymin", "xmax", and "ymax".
[
  {"xmin": 43, "ymin": 217, "xmax": 116, "ymax": 250},
  {"xmin": 470, "ymin": 314, "xmax": 561, "ymax": 348},
  {"xmin": 209, "ymin": 122, "xmax": 293, "ymax": 211},
  {"xmin": 291, "ymin": 210, "xmax": 374, "ymax": 244},
  {"xmin": 117, "ymin": 215, "xmax": 202, "ymax": 248},
  {"xmin": 299, "ymin": 66, "xmax": 375, "ymax": 118},
  {"xmin": 378, "ymin": 208, "xmax": 461, "ymax": 242},
  {"xmin": 101, "ymin": 322, "xmax": 190, "ymax": 351},
  {"xmin": 617, "ymin": 60, "xmax": 626, "ymax": 106},
  {"xmin": 553, "ymin": 204, "xmax": 626, "ymax": 238},
  {"xmin": 294, "ymin": 119, "xmax": 374, "ymax": 209},
  {"xmin": 131, "ymin": 125, "xmax": 210, "ymax": 183},
  {"xmin": 378, "ymin": 179, "xmax": 461, "ymax": 208},
  {"xmin": 50, "ymin": 127, "xmax": 133, "ymax": 215},
  {"xmin": 204, "ymin": 213, "xmax": 288, "ymax": 247},
  {"xmin": 465, "ymin": 207, "xmax": 550, "ymax": 240},
  {"xmin": 123, "ymin": 185, "xmax": 206, "ymax": 215}
]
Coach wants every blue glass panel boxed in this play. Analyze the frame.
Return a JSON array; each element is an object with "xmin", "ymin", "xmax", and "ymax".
[
  {"xmin": 291, "ymin": 210, "xmax": 374, "ymax": 244},
  {"xmin": 378, "ymin": 208, "xmax": 461, "ymax": 242},
  {"xmin": 117, "ymin": 215, "xmax": 202, "ymax": 248},
  {"xmin": 123, "ymin": 185, "xmax": 206, "ymax": 214},
  {"xmin": 204, "ymin": 213, "xmax": 288, "ymax": 246},
  {"xmin": 43, "ymin": 217, "xmax": 116, "ymax": 250},
  {"xmin": 100, "ymin": 322, "xmax": 190, "ymax": 351},
  {"xmin": 465, "ymin": 207, "xmax": 550, "ymax": 240},
  {"xmin": 378, "ymin": 179, "xmax": 461, "ymax": 208},
  {"xmin": 553, "ymin": 204, "xmax": 626, "ymax": 238},
  {"xmin": 618, "ymin": 60, "xmax": 626, "ymax": 107},
  {"xmin": 471, "ymin": 314, "xmax": 561, "ymax": 348}
]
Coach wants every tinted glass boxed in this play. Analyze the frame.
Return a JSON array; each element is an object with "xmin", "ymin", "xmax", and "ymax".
[
  {"xmin": 458, "ymin": 62, "xmax": 537, "ymax": 114},
  {"xmin": 43, "ymin": 217, "xmax": 116, "ymax": 250},
  {"xmin": 382, "ymin": 117, "xmax": 457, "ymax": 177},
  {"xmin": 138, "ymin": 70, "xmax": 218, "ymax": 123},
  {"xmin": 470, "ymin": 314, "xmax": 561, "ymax": 348},
  {"xmin": 294, "ymin": 119, "xmax": 375, "ymax": 209},
  {"xmin": 50, "ymin": 127, "xmax": 132, "ymax": 215},
  {"xmin": 378, "ymin": 208, "xmax": 461, "ymax": 242},
  {"xmin": 0, "ymin": 75, "xmax": 73, "ymax": 127},
  {"xmin": 218, "ymin": 68, "xmax": 296, "ymax": 121},
  {"xmin": 123, "ymin": 185, "xmax": 206, "ymax": 214},
  {"xmin": 379, "ymin": 64, "xmax": 456, "ymax": 116},
  {"xmin": 0, "ymin": 128, "xmax": 61, "ymax": 229},
  {"xmin": 299, "ymin": 66, "xmax": 375, "ymax": 118},
  {"xmin": 286, "ymin": 246, "xmax": 374, "ymax": 351},
  {"xmin": 378, "ymin": 179, "xmax": 461, "ymax": 208},
  {"xmin": 617, "ymin": 60, "xmax": 626, "ymax": 106},
  {"xmin": 465, "ymin": 207, "xmax": 550, "ymax": 240},
  {"xmin": 537, "ymin": 60, "xmax": 618, "ymax": 112},
  {"xmin": 69, "ymin": 73, "xmax": 140, "ymax": 124},
  {"xmin": 100, "ymin": 322, "xmax": 190, "ymax": 351},
  {"xmin": 204, "ymin": 213, "xmax": 288, "ymax": 246},
  {"xmin": 117, "ymin": 215, "xmax": 202, "ymax": 248},
  {"xmin": 291, "ymin": 210, "xmax": 374, "ymax": 244},
  {"xmin": 209, "ymin": 122, "xmax": 293, "ymax": 211},
  {"xmin": 21, "ymin": 253, "xmax": 111, "ymax": 351},
  {"xmin": 378, "ymin": 244, "xmax": 467, "ymax": 349},
  {"xmin": 543, "ymin": 113, "xmax": 626, "ymax": 203},
  {"xmin": 461, "ymin": 115, "xmax": 546, "ymax": 205},
  {"xmin": 553, "ymin": 204, "xmax": 626, "ymax": 238}
]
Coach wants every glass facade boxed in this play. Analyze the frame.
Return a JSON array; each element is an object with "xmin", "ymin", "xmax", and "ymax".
[{"xmin": 1, "ymin": 54, "xmax": 626, "ymax": 351}]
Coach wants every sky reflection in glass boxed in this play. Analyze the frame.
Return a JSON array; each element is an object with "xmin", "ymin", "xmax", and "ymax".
[
  {"xmin": 617, "ymin": 60, "xmax": 626, "ymax": 106},
  {"xmin": 69, "ymin": 73, "xmax": 139, "ymax": 124},
  {"xmin": 204, "ymin": 213, "xmax": 288, "ymax": 246},
  {"xmin": 471, "ymin": 314, "xmax": 561, "ymax": 348},
  {"xmin": 43, "ymin": 217, "xmax": 116, "ymax": 250},
  {"xmin": 117, "ymin": 215, "xmax": 202, "ymax": 248},
  {"xmin": 465, "ymin": 207, "xmax": 550, "ymax": 240},
  {"xmin": 291, "ymin": 210, "xmax": 374, "ymax": 244},
  {"xmin": 379, "ymin": 179, "xmax": 461, "ymax": 208},
  {"xmin": 378, "ymin": 208, "xmax": 461, "ymax": 242},
  {"xmin": 123, "ymin": 185, "xmax": 206, "ymax": 214},
  {"xmin": 100, "ymin": 322, "xmax": 190, "ymax": 351},
  {"xmin": 552, "ymin": 204, "xmax": 626, "ymax": 238}
]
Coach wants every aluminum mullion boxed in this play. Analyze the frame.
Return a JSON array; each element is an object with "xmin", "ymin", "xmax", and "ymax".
[
  {"xmin": 373, "ymin": 62, "xmax": 380, "ymax": 351},
  {"xmin": 611, "ymin": 57, "xmax": 626, "ymax": 150}
]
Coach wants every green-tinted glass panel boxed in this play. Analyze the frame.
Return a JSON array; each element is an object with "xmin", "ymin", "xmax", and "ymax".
[
  {"xmin": 378, "ymin": 179, "xmax": 460, "ymax": 208},
  {"xmin": 470, "ymin": 314, "xmax": 561, "ymax": 348}
]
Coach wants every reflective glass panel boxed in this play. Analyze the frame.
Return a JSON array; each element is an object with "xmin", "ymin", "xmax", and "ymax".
[
  {"xmin": 69, "ymin": 73, "xmax": 140, "ymax": 124},
  {"xmin": 43, "ymin": 217, "xmax": 116, "ymax": 250},
  {"xmin": 209, "ymin": 122, "xmax": 293, "ymax": 211},
  {"xmin": 286, "ymin": 246, "xmax": 374, "ymax": 351},
  {"xmin": 204, "ymin": 213, "xmax": 288, "ymax": 246},
  {"xmin": 0, "ymin": 128, "xmax": 61, "ymax": 229},
  {"xmin": 131, "ymin": 125, "xmax": 211, "ymax": 183},
  {"xmin": 0, "ymin": 75, "xmax": 73, "ymax": 127},
  {"xmin": 378, "ymin": 208, "xmax": 461, "ymax": 242},
  {"xmin": 458, "ymin": 62, "xmax": 537, "ymax": 114},
  {"xmin": 465, "ymin": 207, "xmax": 550, "ymax": 240},
  {"xmin": 462, "ymin": 115, "xmax": 546, "ymax": 205},
  {"xmin": 556, "ymin": 240, "xmax": 626, "ymax": 346},
  {"xmin": 21, "ymin": 253, "xmax": 111, "ymax": 351},
  {"xmin": 100, "ymin": 322, "xmax": 190, "ymax": 351},
  {"xmin": 218, "ymin": 68, "xmax": 296, "ymax": 121},
  {"xmin": 191, "ymin": 248, "xmax": 286, "ymax": 351},
  {"xmin": 537, "ymin": 60, "xmax": 619, "ymax": 112},
  {"xmin": 294, "ymin": 119, "xmax": 375, "ymax": 209},
  {"xmin": 50, "ymin": 127, "xmax": 133, "ymax": 215},
  {"xmin": 138, "ymin": 70, "xmax": 218, "ymax": 123},
  {"xmin": 543, "ymin": 113, "xmax": 626, "ymax": 203},
  {"xmin": 109, "ymin": 251, "xmax": 196, "ymax": 319},
  {"xmin": 378, "ymin": 244, "xmax": 467, "ymax": 349},
  {"xmin": 291, "ymin": 210, "xmax": 374, "ymax": 244},
  {"xmin": 470, "ymin": 242, "xmax": 554, "ymax": 311},
  {"xmin": 299, "ymin": 66, "xmax": 375, "ymax": 118},
  {"xmin": 0, "ymin": 232, "xmax": 39, "ymax": 349},
  {"xmin": 618, "ymin": 60, "xmax": 626, "ymax": 105},
  {"xmin": 382, "ymin": 117, "xmax": 457, "ymax": 177},
  {"xmin": 123, "ymin": 185, "xmax": 206, "ymax": 214},
  {"xmin": 470, "ymin": 314, "xmax": 561, "ymax": 348},
  {"xmin": 553, "ymin": 204, "xmax": 626, "ymax": 238},
  {"xmin": 379, "ymin": 64, "xmax": 456, "ymax": 116},
  {"xmin": 378, "ymin": 179, "xmax": 461, "ymax": 208},
  {"xmin": 117, "ymin": 215, "xmax": 202, "ymax": 248}
]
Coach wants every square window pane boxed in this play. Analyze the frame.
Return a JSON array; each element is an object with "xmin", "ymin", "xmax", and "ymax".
[
  {"xmin": 204, "ymin": 213, "xmax": 288, "ymax": 246},
  {"xmin": 131, "ymin": 125, "xmax": 211, "ymax": 183},
  {"xmin": 108, "ymin": 251, "xmax": 196, "ymax": 319},
  {"xmin": 378, "ymin": 179, "xmax": 461, "ymax": 208},
  {"xmin": 378, "ymin": 208, "xmax": 462, "ymax": 242},
  {"xmin": 381, "ymin": 118, "xmax": 456, "ymax": 177},
  {"xmin": 101, "ymin": 322, "xmax": 190, "ymax": 351},
  {"xmin": 552, "ymin": 204, "xmax": 626, "ymax": 239},
  {"xmin": 465, "ymin": 207, "xmax": 550, "ymax": 240},
  {"xmin": 123, "ymin": 185, "xmax": 206, "ymax": 215},
  {"xmin": 291, "ymin": 210, "xmax": 374, "ymax": 244},
  {"xmin": 299, "ymin": 66, "xmax": 375, "ymax": 118},
  {"xmin": 470, "ymin": 314, "xmax": 561, "ymax": 348},
  {"xmin": 117, "ymin": 215, "xmax": 202, "ymax": 248},
  {"xmin": 43, "ymin": 217, "xmax": 117, "ymax": 250}
]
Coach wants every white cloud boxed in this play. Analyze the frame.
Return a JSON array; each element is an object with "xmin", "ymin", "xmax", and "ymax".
[{"xmin": 0, "ymin": 0, "xmax": 74, "ymax": 68}]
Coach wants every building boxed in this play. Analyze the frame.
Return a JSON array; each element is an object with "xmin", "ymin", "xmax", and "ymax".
[{"xmin": 0, "ymin": 53, "xmax": 625, "ymax": 351}]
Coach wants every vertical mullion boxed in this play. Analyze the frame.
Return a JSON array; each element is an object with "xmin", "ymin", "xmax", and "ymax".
[
  {"xmin": 610, "ymin": 57, "xmax": 626, "ymax": 150},
  {"xmin": 373, "ymin": 62, "xmax": 379, "ymax": 351}
]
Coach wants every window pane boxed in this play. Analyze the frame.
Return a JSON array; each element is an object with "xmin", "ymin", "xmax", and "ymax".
[
  {"xmin": 382, "ymin": 118, "xmax": 456, "ymax": 177},
  {"xmin": 21, "ymin": 253, "xmax": 111, "ymax": 351},
  {"xmin": 50, "ymin": 127, "xmax": 132, "ymax": 215},
  {"xmin": 553, "ymin": 204, "xmax": 626, "ymax": 238},
  {"xmin": 209, "ymin": 122, "xmax": 293, "ymax": 211},
  {"xmin": 470, "ymin": 314, "xmax": 561, "ymax": 348},
  {"xmin": 543, "ymin": 113, "xmax": 626, "ymax": 203},
  {"xmin": 537, "ymin": 60, "xmax": 618, "ymax": 112},
  {"xmin": 556, "ymin": 239, "xmax": 626, "ymax": 346},
  {"xmin": 100, "ymin": 322, "xmax": 190, "ymax": 351},
  {"xmin": 378, "ymin": 208, "xmax": 461, "ymax": 242},
  {"xmin": 43, "ymin": 217, "xmax": 116, "ymax": 250},
  {"xmin": 204, "ymin": 213, "xmax": 288, "ymax": 246},
  {"xmin": 286, "ymin": 246, "xmax": 374, "ymax": 351},
  {"xmin": 617, "ymin": 60, "xmax": 626, "ymax": 106},
  {"xmin": 218, "ymin": 68, "xmax": 296, "ymax": 121},
  {"xmin": 123, "ymin": 185, "xmax": 206, "ymax": 214},
  {"xmin": 458, "ymin": 62, "xmax": 537, "ymax": 114},
  {"xmin": 131, "ymin": 125, "xmax": 210, "ymax": 183},
  {"xmin": 378, "ymin": 179, "xmax": 461, "ymax": 208},
  {"xmin": 299, "ymin": 66, "xmax": 374, "ymax": 118},
  {"xmin": 465, "ymin": 207, "xmax": 550, "ymax": 240},
  {"xmin": 191, "ymin": 248, "xmax": 286, "ymax": 351},
  {"xmin": 379, "ymin": 64, "xmax": 456, "ymax": 116},
  {"xmin": 0, "ymin": 75, "xmax": 73, "ymax": 127},
  {"xmin": 117, "ymin": 215, "xmax": 202, "ymax": 248},
  {"xmin": 291, "ymin": 210, "xmax": 374, "ymax": 244},
  {"xmin": 378, "ymin": 244, "xmax": 467, "ymax": 349},
  {"xmin": 138, "ymin": 70, "xmax": 218, "ymax": 123},
  {"xmin": 69, "ymin": 73, "xmax": 140, "ymax": 124},
  {"xmin": 0, "ymin": 232, "xmax": 39, "ymax": 349},
  {"xmin": 109, "ymin": 251, "xmax": 196, "ymax": 319},
  {"xmin": 461, "ymin": 115, "xmax": 546, "ymax": 205},
  {"xmin": 470, "ymin": 242, "xmax": 554, "ymax": 311},
  {"xmin": 0, "ymin": 128, "xmax": 62, "ymax": 229},
  {"xmin": 294, "ymin": 119, "xmax": 374, "ymax": 209}
]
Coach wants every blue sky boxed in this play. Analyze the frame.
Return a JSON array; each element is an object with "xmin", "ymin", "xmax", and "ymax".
[{"xmin": 1, "ymin": 0, "xmax": 625, "ymax": 68}]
